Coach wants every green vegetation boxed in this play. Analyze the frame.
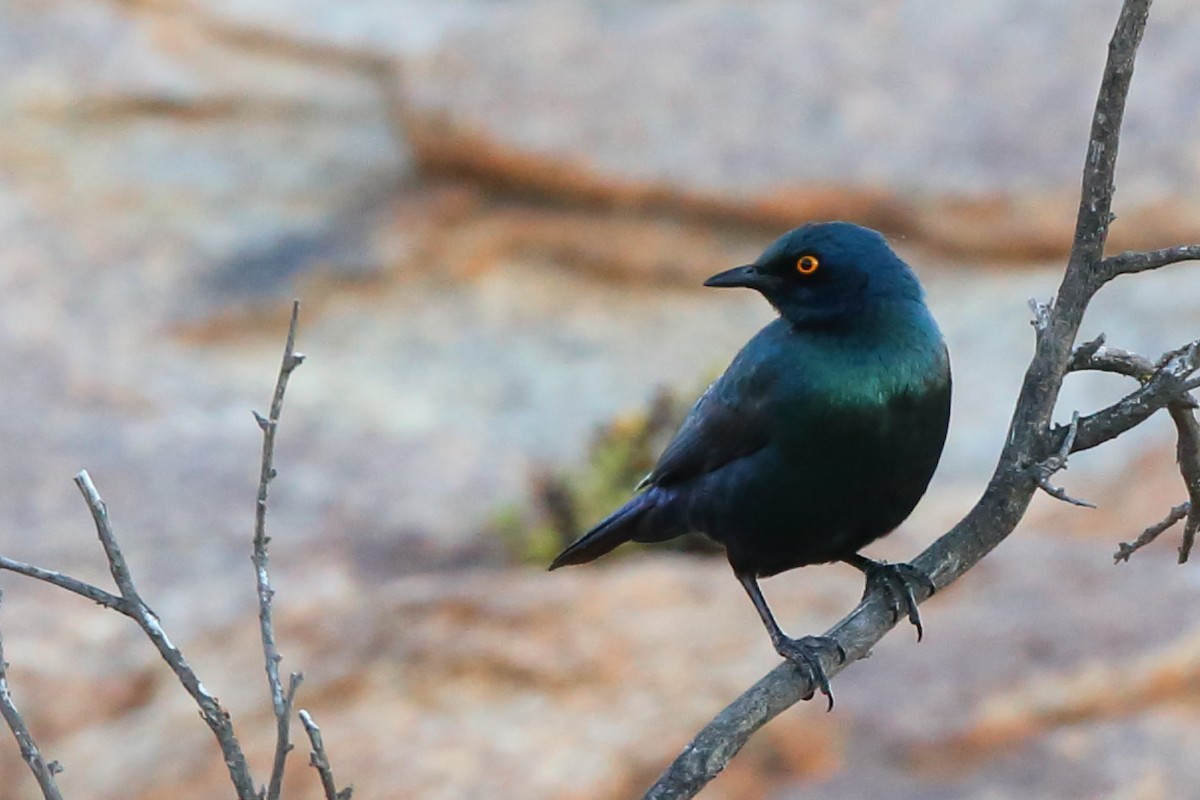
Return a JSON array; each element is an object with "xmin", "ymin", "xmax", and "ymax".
[{"xmin": 495, "ymin": 387, "xmax": 721, "ymax": 564}]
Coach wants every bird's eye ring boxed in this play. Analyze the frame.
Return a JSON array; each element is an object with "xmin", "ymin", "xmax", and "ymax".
[{"xmin": 796, "ymin": 255, "xmax": 820, "ymax": 275}]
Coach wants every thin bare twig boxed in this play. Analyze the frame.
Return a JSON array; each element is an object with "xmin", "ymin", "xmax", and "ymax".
[
  {"xmin": 0, "ymin": 303, "xmax": 328, "ymax": 799},
  {"xmin": 0, "ymin": 590, "xmax": 64, "ymax": 800},
  {"xmin": 0, "ymin": 556, "xmax": 126, "ymax": 612},
  {"xmin": 1031, "ymin": 412, "xmax": 1095, "ymax": 507},
  {"xmin": 1069, "ymin": 337, "xmax": 1200, "ymax": 561},
  {"xmin": 1068, "ymin": 337, "xmax": 1156, "ymax": 379},
  {"xmin": 267, "ymin": 673, "xmax": 304, "ymax": 800},
  {"xmin": 299, "ymin": 710, "xmax": 352, "ymax": 800},
  {"xmin": 1068, "ymin": 340, "xmax": 1200, "ymax": 455},
  {"xmin": 72, "ymin": 471, "xmax": 259, "ymax": 800},
  {"xmin": 1102, "ymin": 244, "xmax": 1200, "ymax": 277},
  {"xmin": 1115, "ymin": 502, "xmax": 1190, "ymax": 562},
  {"xmin": 1168, "ymin": 404, "xmax": 1200, "ymax": 562},
  {"xmin": 645, "ymin": 2, "xmax": 1160, "ymax": 796},
  {"xmin": 1068, "ymin": 332, "xmax": 1108, "ymax": 367},
  {"xmin": 254, "ymin": 300, "xmax": 307, "ymax": 800}
]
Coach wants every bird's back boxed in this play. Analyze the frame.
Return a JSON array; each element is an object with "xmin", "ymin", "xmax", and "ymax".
[
  {"xmin": 656, "ymin": 305, "xmax": 950, "ymax": 576},
  {"xmin": 549, "ymin": 221, "xmax": 951, "ymax": 578}
]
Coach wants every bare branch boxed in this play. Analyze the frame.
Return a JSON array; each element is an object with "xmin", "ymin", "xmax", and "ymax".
[
  {"xmin": 1, "ymin": 305, "xmax": 323, "ymax": 798},
  {"xmin": 0, "ymin": 479, "xmax": 260, "ymax": 798},
  {"xmin": 0, "ymin": 590, "xmax": 65, "ymax": 800},
  {"xmin": 1030, "ymin": 412, "xmax": 1096, "ymax": 507},
  {"xmin": 644, "ymin": 2, "xmax": 1160, "ymax": 796},
  {"xmin": 1115, "ymin": 502, "xmax": 1190, "ymax": 562},
  {"xmin": 1068, "ymin": 339, "xmax": 1156, "ymax": 380},
  {"xmin": 267, "ymin": 673, "xmax": 303, "ymax": 800},
  {"xmin": 74, "ymin": 472, "xmax": 145, "ymax": 607},
  {"xmin": 72, "ymin": 471, "xmax": 259, "ymax": 800},
  {"xmin": 1068, "ymin": 332, "xmax": 1107, "ymax": 367},
  {"xmin": 1068, "ymin": 0, "xmax": 1148, "ymax": 279},
  {"xmin": 1168, "ymin": 404, "xmax": 1200, "ymax": 562},
  {"xmin": 1068, "ymin": 341, "xmax": 1200, "ymax": 454},
  {"xmin": 1102, "ymin": 244, "xmax": 1200, "ymax": 277},
  {"xmin": 0, "ymin": 556, "xmax": 126, "ymax": 612},
  {"xmin": 254, "ymin": 300, "xmax": 306, "ymax": 800},
  {"xmin": 299, "ymin": 710, "xmax": 352, "ymax": 800}
]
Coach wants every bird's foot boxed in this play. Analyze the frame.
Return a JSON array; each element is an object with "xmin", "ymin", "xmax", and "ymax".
[
  {"xmin": 772, "ymin": 635, "xmax": 845, "ymax": 711},
  {"xmin": 857, "ymin": 559, "xmax": 935, "ymax": 642}
]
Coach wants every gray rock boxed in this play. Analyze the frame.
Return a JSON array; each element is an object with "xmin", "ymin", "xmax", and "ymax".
[{"xmin": 408, "ymin": 1, "xmax": 1200, "ymax": 202}]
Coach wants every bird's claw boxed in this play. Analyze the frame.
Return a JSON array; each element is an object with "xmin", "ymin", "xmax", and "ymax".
[
  {"xmin": 860, "ymin": 561, "xmax": 934, "ymax": 641},
  {"xmin": 773, "ymin": 635, "xmax": 844, "ymax": 711}
]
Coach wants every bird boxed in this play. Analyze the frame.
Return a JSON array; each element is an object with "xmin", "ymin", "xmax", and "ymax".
[{"xmin": 548, "ymin": 221, "xmax": 951, "ymax": 707}]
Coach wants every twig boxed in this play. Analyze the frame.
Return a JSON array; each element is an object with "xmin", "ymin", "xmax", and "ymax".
[
  {"xmin": 299, "ymin": 710, "xmax": 352, "ymax": 800},
  {"xmin": 1068, "ymin": 332, "xmax": 1107, "ymax": 368},
  {"xmin": 1102, "ymin": 244, "xmax": 1200, "ymax": 277},
  {"xmin": 1068, "ymin": 340, "xmax": 1200, "ymax": 455},
  {"xmin": 0, "ymin": 590, "xmax": 65, "ymax": 800},
  {"xmin": 1030, "ymin": 412, "xmax": 1096, "ymax": 508},
  {"xmin": 267, "ymin": 673, "xmax": 304, "ymax": 800},
  {"xmin": 254, "ymin": 300, "xmax": 306, "ymax": 800},
  {"xmin": 1028, "ymin": 297, "xmax": 1052, "ymax": 336},
  {"xmin": 1168, "ymin": 404, "xmax": 1200, "ymax": 562},
  {"xmin": 0, "ymin": 556, "xmax": 126, "ymax": 612},
  {"xmin": 644, "ymin": 2, "xmax": 1161, "ymax": 796},
  {"xmin": 0, "ymin": 302, "xmax": 325, "ymax": 799},
  {"xmin": 72, "ymin": 471, "xmax": 259, "ymax": 800},
  {"xmin": 1068, "ymin": 338, "xmax": 1156, "ymax": 380},
  {"xmin": 1115, "ymin": 502, "xmax": 1190, "ymax": 562}
]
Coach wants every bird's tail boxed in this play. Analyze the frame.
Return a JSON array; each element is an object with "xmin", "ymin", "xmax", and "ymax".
[{"xmin": 548, "ymin": 492, "xmax": 665, "ymax": 570}]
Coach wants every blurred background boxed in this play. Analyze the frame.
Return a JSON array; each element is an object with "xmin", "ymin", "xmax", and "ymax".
[{"xmin": 1, "ymin": 1, "xmax": 1200, "ymax": 798}]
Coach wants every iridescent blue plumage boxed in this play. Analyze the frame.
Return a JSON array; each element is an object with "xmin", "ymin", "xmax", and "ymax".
[{"xmin": 550, "ymin": 222, "xmax": 951, "ymax": 705}]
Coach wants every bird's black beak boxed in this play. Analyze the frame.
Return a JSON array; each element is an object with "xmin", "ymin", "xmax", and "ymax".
[{"xmin": 703, "ymin": 264, "xmax": 765, "ymax": 290}]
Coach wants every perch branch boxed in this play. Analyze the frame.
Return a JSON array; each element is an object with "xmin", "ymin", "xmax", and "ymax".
[
  {"xmin": 299, "ymin": 710, "xmax": 352, "ymax": 800},
  {"xmin": 644, "ymin": 2, "xmax": 1162, "ymax": 796},
  {"xmin": 254, "ymin": 300, "xmax": 307, "ymax": 800},
  {"xmin": 0, "ymin": 590, "xmax": 64, "ymax": 800}
]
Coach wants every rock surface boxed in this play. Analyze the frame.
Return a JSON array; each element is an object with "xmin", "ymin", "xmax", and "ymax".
[
  {"xmin": 3, "ymin": 452, "xmax": 1200, "ymax": 799},
  {"xmin": 0, "ymin": 2, "xmax": 1199, "ymax": 799}
]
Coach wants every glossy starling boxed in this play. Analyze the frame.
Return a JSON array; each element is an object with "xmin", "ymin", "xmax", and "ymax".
[{"xmin": 549, "ymin": 222, "xmax": 951, "ymax": 707}]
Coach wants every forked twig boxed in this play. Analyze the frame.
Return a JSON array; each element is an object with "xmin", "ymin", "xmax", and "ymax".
[
  {"xmin": 72, "ymin": 471, "xmax": 258, "ymax": 800},
  {"xmin": 1115, "ymin": 502, "xmax": 1190, "ymax": 562},
  {"xmin": 0, "ymin": 303, "xmax": 342, "ymax": 799}
]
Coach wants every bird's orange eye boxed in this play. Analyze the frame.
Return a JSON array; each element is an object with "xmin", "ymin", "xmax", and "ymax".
[{"xmin": 796, "ymin": 255, "xmax": 820, "ymax": 275}]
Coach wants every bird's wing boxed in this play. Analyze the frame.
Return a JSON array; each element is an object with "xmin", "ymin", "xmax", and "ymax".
[{"xmin": 638, "ymin": 374, "xmax": 774, "ymax": 489}]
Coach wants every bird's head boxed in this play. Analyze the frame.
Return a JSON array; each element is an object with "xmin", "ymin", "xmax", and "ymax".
[{"xmin": 704, "ymin": 222, "xmax": 924, "ymax": 328}]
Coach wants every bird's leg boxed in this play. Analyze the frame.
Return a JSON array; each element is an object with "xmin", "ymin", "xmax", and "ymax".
[
  {"xmin": 736, "ymin": 573, "xmax": 845, "ymax": 710},
  {"xmin": 842, "ymin": 554, "xmax": 935, "ymax": 642}
]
